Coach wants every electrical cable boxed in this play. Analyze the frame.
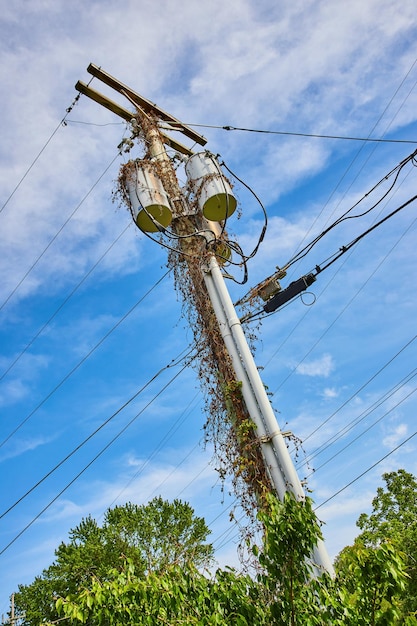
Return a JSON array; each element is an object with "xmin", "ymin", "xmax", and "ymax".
[
  {"xmin": 0, "ymin": 359, "xmax": 190, "ymax": 556},
  {"xmin": 295, "ymin": 334, "xmax": 417, "ymax": 453},
  {"xmin": 142, "ymin": 394, "xmax": 202, "ymax": 501},
  {"xmin": 104, "ymin": 386, "xmax": 201, "ymax": 511},
  {"xmin": 165, "ymin": 121, "xmax": 417, "ymax": 145},
  {"xmin": 315, "ymin": 428, "xmax": 417, "ymax": 511},
  {"xmin": 305, "ymin": 381, "xmax": 417, "ymax": 479},
  {"xmin": 0, "ymin": 270, "xmax": 171, "ymax": 449},
  {"xmin": 0, "ymin": 223, "xmax": 132, "ymax": 381},
  {"xmin": 237, "ymin": 148, "xmax": 417, "ymax": 320},
  {"xmin": 0, "ymin": 93, "xmax": 83, "ymax": 217},
  {"xmin": 0, "ymin": 151, "xmax": 122, "ymax": 313},
  {"xmin": 281, "ymin": 149, "xmax": 417, "ymax": 272},
  {"xmin": 65, "ymin": 119, "xmax": 125, "ymax": 127},
  {"xmin": 220, "ymin": 159, "xmax": 268, "ymax": 262},
  {"xmin": 241, "ymin": 188, "xmax": 417, "ymax": 324},
  {"xmin": 265, "ymin": 58, "xmax": 417, "ymax": 279},
  {"xmin": 313, "ymin": 193, "xmax": 417, "ymax": 275},
  {"xmin": 0, "ymin": 346, "xmax": 195, "ymax": 521}
]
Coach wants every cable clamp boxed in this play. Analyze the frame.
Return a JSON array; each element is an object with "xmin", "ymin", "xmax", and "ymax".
[{"xmin": 259, "ymin": 430, "xmax": 292, "ymax": 443}]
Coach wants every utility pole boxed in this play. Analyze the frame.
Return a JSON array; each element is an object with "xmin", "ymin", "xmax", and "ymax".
[{"xmin": 76, "ymin": 64, "xmax": 334, "ymax": 577}]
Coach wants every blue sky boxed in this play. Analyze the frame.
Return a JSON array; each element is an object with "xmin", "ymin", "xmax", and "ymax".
[{"xmin": 1, "ymin": 0, "xmax": 417, "ymax": 613}]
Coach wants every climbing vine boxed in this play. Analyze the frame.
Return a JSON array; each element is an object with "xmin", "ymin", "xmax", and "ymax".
[{"xmin": 114, "ymin": 113, "xmax": 274, "ymax": 541}]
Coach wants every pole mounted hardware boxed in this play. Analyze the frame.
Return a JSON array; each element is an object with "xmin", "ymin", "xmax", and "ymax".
[
  {"xmin": 75, "ymin": 63, "xmax": 206, "ymax": 157},
  {"xmin": 74, "ymin": 63, "xmax": 334, "ymax": 577},
  {"xmin": 263, "ymin": 273, "xmax": 316, "ymax": 313}
]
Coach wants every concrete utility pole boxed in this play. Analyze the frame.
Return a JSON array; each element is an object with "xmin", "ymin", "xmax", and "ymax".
[{"xmin": 76, "ymin": 64, "xmax": 334, "ymax": 577}]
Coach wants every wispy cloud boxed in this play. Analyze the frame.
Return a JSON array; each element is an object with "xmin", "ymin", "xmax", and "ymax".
[{"xmin": 296, "ymin": 354, "xmax": 335, "ymax": 377}]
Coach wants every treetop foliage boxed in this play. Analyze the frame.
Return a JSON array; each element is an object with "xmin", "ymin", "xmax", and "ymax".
[{"xmin": 11, "ymin": 470, "xmax": 417, "ymax": 626}]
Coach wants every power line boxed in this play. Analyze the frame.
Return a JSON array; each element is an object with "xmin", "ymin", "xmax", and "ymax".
[
  {"xmin": 0, "ymin": 270, "xmax": 171, "ymax": 449},
  {"xmin": 297, "ymin": 334, "xmax": 417, "ymax": 452},
  {"xmin": 0, "ymin": 360, "xmax": 190, "ymax": 556},
  {"xmin": 282, "ymin": 58, "xmax": 417, "ymax": 276},
  {"xmin": 314, "ymin": 193, "xmax": 417, "ymax": 275},
  {"xmin": 315, "ymin": 428, "xmax": 417, "ymax": 510},
  {"xmin": 168, "ymin": 122, "xmax": 417, "ymax": 144},
  {"xmin": 0, "ymin": 93, "xmax": 82, "ymax": 217},
  {"xmin": 282, "ymin": 149, "xmax": 417, "ymax": 271},
  {"xmin": 306, "ymin": 381, "xmax": 417, "ymax": 478},
  {"xmin": 0, "ymin": 347, "xmax": 193, "ymax": 521},
  {"xmin": 0, "ymin": 151, "xmax": 121, "ymax": 313},
  {"xmin": 104, "ymin": 387, "xmax": 200, "ymax": 512},
  {"xmin": 0, "ymin": 223, "xmax": 132, "ymax": 381}
]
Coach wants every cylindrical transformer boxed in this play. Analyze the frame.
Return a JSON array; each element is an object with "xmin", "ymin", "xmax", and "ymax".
[
  {"xmin": 185, "ymin": 152, "xmax": 237, "ymax": 222},
  {"xmin": 126, "ymin": 162, "xmax": 172, "ymax": 232}
]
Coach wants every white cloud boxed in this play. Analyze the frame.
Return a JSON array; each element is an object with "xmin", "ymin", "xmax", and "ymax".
[
  {"xmin": 382, "ymin": 422, "xmax": 408, "ymax": 449},
  {"xmin": 322, "ymin": 387, "xmax": 339, "ymax": 399},
  {"xmin": 296, "ymin": 354, "xmax": 334, "ymax": 377}
]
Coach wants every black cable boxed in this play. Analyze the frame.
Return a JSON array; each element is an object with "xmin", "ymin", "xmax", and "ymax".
[
  {"xmin": 282, "ymin": 62, "xmax": 417, "ymax": 277},
  {"xmin": 0, "ymin": 270, "xmax": 171, "ymax": 449},
  {"xmin": 0, "ymin": 223, "xmax": 132, "ymax": 381},
  {"xmin": 242, "ymin": 191, "xmax": 417, "ymax": 322},
  {"xmin": 220, "ymin": 159, "xmax": 268, "ymax": 262},
  {"xmin": 0, "ymin": 152, "xmax": 121, "ymax": 313},
  {"xmin": 314, "ymin": 193, "xmax": 417, "ymax": 275},
  {"xmin": 0, "ymin": 346, "xmax": 195, "ymax": 521},
  {"xmin": 0, "ymin": 360, "xmax": 190, "ymax": 556},
  {"xmin": 283, "ymin": 150, "xmax": 417, "ymax": 271},
  {"xmin": 0, "ymin": 93, "xmax": 83, "ymax": 217},
  {"xmin": 166, "ymin": 121, "xmax": 417, "ymax": 145},
  {"xmin": 315, "ymin": 428, "xmax": 417, "ymax": 511}
]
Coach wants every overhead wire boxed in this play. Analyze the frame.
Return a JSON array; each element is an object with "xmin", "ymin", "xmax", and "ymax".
[
  {"xmin": 241, "ymin": 162, "xmax": 416, "ymax": 335},
  {"xmin": 0, "ymin": 92, "xmax": 83, "ymax": 217},
  {"xmin": 167, "ymin": 122, "xmax": 417, "ymax": 145},
  {"xmin": 266, "ymin": 57, "xmax": 417, "ymax": 278},
  {"xmin": 0, "ymin": 269, "xmax": 171, "ymax": 449},
  {"xmin": 0, "ymin": 357, "xmax": 191, "ymax": 556},
  {"xmin": 0, "ymin": 345, "xmax": 195, "ymax": 521},
  {"xmin": 0, "ymin": 223, "xmax": 132, "ymax": 381},
  {"xmin": 103, "ymin": 388, "xmax": 201, "ymax": 512},
  {"xmin": 313, "ymin": 192, "xmax": 417, "ymax": 275},
  {"xmin": 304, "ymin": 380, "xmax": 417, "ymax": 479},
  {"xmin": 0, "ymin": 151, "xmax": 122, "ymax": 313},
  {"xmin": 280, "ymin": 148, "xmax": 417, "ymax": 272},
  {"xmin": 296, "ymin": 334, "xmax": 417, "ymax": 452},
  {"xmin": 271, "ymin": 203, "xmax": 416, "ymax": 396},
  {"xmin": 315, "ymin": 427, "xmax": 417, "ymax": 511}
]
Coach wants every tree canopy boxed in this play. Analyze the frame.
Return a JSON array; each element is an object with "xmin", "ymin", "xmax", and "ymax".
[
  {"xmin": 14, "ymin": 497, "xmax": 213, "ymax": 626},
  {"xmin": 348, "ymin": 469, "xmax": 417, "ymax": 615},
  {"xmin": 11, "ymin": 471, "xmax": 417, "ymax": 626}
]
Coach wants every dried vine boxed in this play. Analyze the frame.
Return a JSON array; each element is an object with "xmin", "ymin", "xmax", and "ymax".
[{"xmin": 115, "ymin": 112, "xmax": 274, "ymax": 539}]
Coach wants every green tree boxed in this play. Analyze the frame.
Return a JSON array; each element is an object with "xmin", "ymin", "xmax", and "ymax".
[
  {"xmin": 56, "ymin": 491, "xmax": 415, "ymax": 625},
  {"xmin": 104, "ymin": 497, "xmax": 213, "ymax": 573},
  {"xmin": 15, "ymin": 484, "xmax": 417, "ymax": 626},
  {"xmin": 355, "ymin": 469, "xmax": 417, "ymax": 614},
  {"xmin": 255, "ymin": 492, "xmax": 328, "ymax": 625},
  {"xmin": 335, "ymin": 540, "xmax": 411, "ymax": 625},
  {"xmin": 14, "ymin": 497, "xmax": 213, "ymax": 626},
  {"xmin": 58, "ymin": 560, "xmax": 267, "ymax": 626}
]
